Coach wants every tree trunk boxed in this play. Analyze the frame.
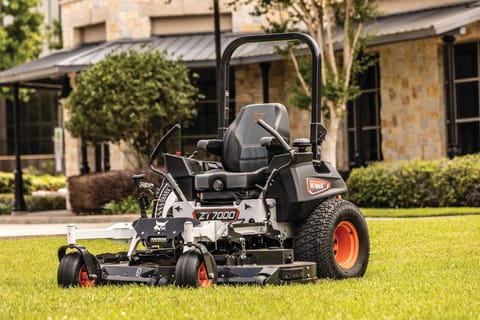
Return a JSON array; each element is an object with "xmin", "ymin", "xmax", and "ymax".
[{"xmin": 320, "ymin": 109, "xmax": 341, "ymax": 167}]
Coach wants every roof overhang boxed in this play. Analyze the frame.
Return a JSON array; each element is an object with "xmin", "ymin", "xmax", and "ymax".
[
  {"xmin": 363, "ymin": 1, "xmax": 480, "ymax": 46},
  {"xmin": 1, "ymin": 1, "xmax": 480, "ymax": 87},
  {"xmin": 0, "ymin": 33, "xmax": 285, "ymax": 87}
]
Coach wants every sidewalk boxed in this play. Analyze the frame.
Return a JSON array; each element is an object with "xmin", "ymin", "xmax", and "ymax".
[{"xmin": 0, "ymin": 210, "xmax": 138, "ymax": 238}]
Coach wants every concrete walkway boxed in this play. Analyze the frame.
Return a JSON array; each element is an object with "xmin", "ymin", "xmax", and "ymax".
[{"xmin": 0, "ymin": 210, "xmax": 138, "ymax": 238}]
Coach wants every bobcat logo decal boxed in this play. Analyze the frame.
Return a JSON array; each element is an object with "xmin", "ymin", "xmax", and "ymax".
[
  {"xmin": 253, "ymin": 111, "xmax": 266, "ymax": 123},
  {"xmin": 306, "ymin": 178, "xmax": 331, "ymax": 195}
]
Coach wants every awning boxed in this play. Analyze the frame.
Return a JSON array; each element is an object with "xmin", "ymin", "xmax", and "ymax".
[
  {"xmin": 363, "ymin": 1, "xmax": 480, "ymax": 46},
  {"xmin": 1, "ymin": 1, "xmax": 480, "ymax": 87}
]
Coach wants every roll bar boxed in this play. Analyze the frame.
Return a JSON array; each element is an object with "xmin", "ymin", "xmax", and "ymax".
[{"xmin": 217, "ymin": 32, "xmax": 325, "ymax": 159}]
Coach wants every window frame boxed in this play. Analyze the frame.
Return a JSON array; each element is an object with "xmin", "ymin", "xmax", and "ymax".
[
  {"xmin": 452, "ymin": 41, "xmax": 480, "ymax": 155},
  {"xmin": 347, "ymin": 55, "xmax": 383, "ymax": 168}
]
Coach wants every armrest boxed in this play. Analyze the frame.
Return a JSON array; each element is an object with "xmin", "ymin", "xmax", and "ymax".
[
  {"xmin": 260, "ymin": 136, "xmax": 290, "ymax": 148},
  {"xmin": 197, "ymin": 139, "xmax": 223, "ymax": 156}
]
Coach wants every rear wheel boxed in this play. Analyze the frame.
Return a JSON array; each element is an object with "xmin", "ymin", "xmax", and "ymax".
[
  {"xmin": 175, "ymin": 250, "xmax": 217, "ymax": 288},
  {"xmin": 294, "ymin": 198, "xmax": 369, "ymax": 279},
  {"xmin": 57, "ymin": 251, "xmax": 98, "ymax": 288}
]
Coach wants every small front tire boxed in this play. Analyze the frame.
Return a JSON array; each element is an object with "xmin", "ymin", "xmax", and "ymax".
[
  {"xmin": 175, "ymin": 250, "xmax": 217, "ymax": 288},
  {"xmin": 57, "ymin": 251, "xmax": 98, "ymax": 288}
]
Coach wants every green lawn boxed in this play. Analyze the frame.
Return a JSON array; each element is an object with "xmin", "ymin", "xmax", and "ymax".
[
  {"xmin": 362, "ymin": 206, "xmax": 480, "ymax": 217},
  {"xmin": 1, "ymin": 216, "xmax": 479, "ymax": 319}
]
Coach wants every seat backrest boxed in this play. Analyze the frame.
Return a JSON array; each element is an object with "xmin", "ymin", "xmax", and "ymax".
[{"xmin": 222, "ymin": 103, "xmax": 290, "ymax": 172}]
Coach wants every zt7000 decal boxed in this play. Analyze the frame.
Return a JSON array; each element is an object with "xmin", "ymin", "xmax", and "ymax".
[{"xmin": 193, "ymin": 209, "xmax": 240, "ymax": 221}]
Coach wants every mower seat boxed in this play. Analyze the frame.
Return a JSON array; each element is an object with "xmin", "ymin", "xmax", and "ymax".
[{"xmin": 195, "ymin": 103, "xmax": 290, "ymax": 192}]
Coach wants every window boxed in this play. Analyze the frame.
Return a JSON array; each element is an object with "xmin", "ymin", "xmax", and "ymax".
[
  {"xmin": 151, "ymin": 14, "xmax": 232, "ymax": 36},
  {"xmin": 74, "ymin": 22, "xmax": 106, "ymax": 46},
  {"xmin": 453, "ymin": 42, "xmax": 480, "ymax": 155},
  {"xmin": 5, "ymin": 90, "xmax": 59, "ymax": 155},
  {"xmin": 347, "ymin": 56, "xmax": 383, "ymax": 167},
  {"xmin": 181, "ymin": 68, "xmax": 235, "ymax": 154}
]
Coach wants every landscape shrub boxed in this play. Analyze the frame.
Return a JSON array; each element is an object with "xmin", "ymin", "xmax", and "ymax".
[
  {"xmin": 0, "ymin": 172, "xmax": 64, "ymax": 194},
  {"xmin": 0, "ymin": 193, "xmax": 66, "ymax": 215},
  {"xmin": 102, "ymin": 196, "xmax": 139, "ymax": 215},
  {"xmin": 67, "ymin": 169, "xmax": 162, "ymax": 214},
  {"xmin": 25, "ymin": 195, "xmax": 66, "ymax": 211},
  {"xmin": 346, "ymin": 154, "xmax": 480, "ymax": 208},
  {"xmin": 29, "ymin": 175, "xmax": 66, "ymax": 192},
  {"xmin": 0, "ymin": 202, "xmax": 11, "ymax": 215},
  {"xmin": 0, "ymin": 172, "xmax": 33, "ymax": 194}
]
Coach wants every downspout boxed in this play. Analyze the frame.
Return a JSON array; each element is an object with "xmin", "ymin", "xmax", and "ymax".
[
  {"xmin": 442, "ymin": 35, "xmax": 459, "ymax": 159},
  {"xmin": 260, "ymin": 62, "xmax": 271, "ymax": 103},
  {"xmin": 12, "ymin": 82, "xmax": 26, "ymax": 211}
]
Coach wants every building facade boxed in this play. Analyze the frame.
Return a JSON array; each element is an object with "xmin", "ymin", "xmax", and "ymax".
[{"xmin": 0, "ymin": 0, "xmax": 479, "ymax": 175}]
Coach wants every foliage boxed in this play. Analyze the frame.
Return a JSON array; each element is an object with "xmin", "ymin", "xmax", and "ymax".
[
  {"xmin": 0, "ymin": 172, "xmax": 32, "ymax": 194},
  {"xmin": 0, "ymin": 172, "xmax": 64, "ymax": 194},
  {"xmin": 0, "ymin": 0, "xmax": 44, "ymax": 98},
  {"xmin": 0, "ymin": 0, "xmax": 43, "ymax": 70},
  {"xmin": 232, "ymin": 0, "xmax": 378, "ymax": 108},
  {"xmin": 24, "ymin": 159, "xmax": 56, "ymax": 176},
  {"xmin": 0, "ymin": 202, "xmax": 10, "ymax": 214},
  {"xmin": 67, "ymin": 169, "xmax": 162, "ymax": 214},
  {"xmin": 102, "ymin": 196, "xmax": 139, "ymax": 215},
  {"xmin": 1, "ymin": 216, "xmax": 480, "ymax": 319},
  {"xmin": 29, "ymin": 175, "xmax": 66, "ymax": 192},
  {"xmin": 65, "ymin": 49, "xmax": 199, "ymax": 165},
  {"xmin": 25, "ymin": 194, "xmax": 66, "ymax": 211},
  {"xmin": 346, "ymin": 154, "xmax": 480, "ymax": 208},
  {"xmin": 0, "ymin": 193, "xmax": 66, "ymax": 214},
  {"xmin": 45, "ymin": 18, "xmax": 63, "ymax": 50}
]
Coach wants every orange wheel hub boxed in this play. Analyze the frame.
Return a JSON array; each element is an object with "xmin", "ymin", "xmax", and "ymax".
[
  {"xmin": 197, "ymin": 263, "xmax": 212, "ymax": 287},
  {"xmin": 78, "ymin": 265, "xmax": 95, "ymax": 288},
  {"xmin": 333, "ymin": 221, "xmax": 359, "ymax": 269}
]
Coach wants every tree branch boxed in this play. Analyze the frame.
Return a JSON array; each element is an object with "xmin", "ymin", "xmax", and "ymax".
[{"xmin": 289, "ymin": 48, "xmax": 311, "ymax": 96}]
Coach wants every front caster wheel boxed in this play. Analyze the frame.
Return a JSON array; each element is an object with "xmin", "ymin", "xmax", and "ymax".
[
  {"xmin": 175, "ymin": 250, "xmax": 217, "ymax": 288},
  {"xmin": 294, "ymin": 198, "xmax": 370, "ymax": 279},
  {"xmin": 57, "ymin": 251, "xmax": 98, "ymax": 288}
]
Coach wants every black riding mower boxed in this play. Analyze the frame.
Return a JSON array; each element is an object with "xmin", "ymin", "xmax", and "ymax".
[{"xmin": 57, "ymin": 32, "xmax": 370, "ymax": 288}]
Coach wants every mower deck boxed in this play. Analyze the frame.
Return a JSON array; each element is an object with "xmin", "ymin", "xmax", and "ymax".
[
  {"xmin": 94, "ymin": 247, "xmax": 317, "ymax": 286},
  {"xmin": 99, "ymin": 261, "xmax": 316, "ymax": 286}
]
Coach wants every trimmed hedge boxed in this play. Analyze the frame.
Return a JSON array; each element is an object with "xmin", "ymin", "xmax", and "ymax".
[
  {"xmin": 67, "ymin": 170, "xmax": 162, "ymax": 214},
  {"xmin": 0, "ymin": 194, "xmax": 66, "ymax": 215},
  {"xmin": 29, "ymin": 175, "xmax": 66, "ymax": 192},
  {"xmin": 0, "ymin": 172, "xmax": 65, "ymax": 194},
  {"xmin": 346, "ymin": 154, "xmax": 480, "ymax": 208}
]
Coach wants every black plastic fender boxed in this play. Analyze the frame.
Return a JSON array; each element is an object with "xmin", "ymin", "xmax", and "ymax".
[
  {"xmin": 185, "ymin": 243, "xmax": 217, "ymax": 280},
  {"xmin": 58, "ymin": 245, "xmax": 100, "ymax": 281}
]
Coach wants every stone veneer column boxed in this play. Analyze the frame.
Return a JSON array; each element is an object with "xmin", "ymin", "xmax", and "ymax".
[{"xmin": 377, "ymin": 37, "xmax": 446, "ymax": 161}]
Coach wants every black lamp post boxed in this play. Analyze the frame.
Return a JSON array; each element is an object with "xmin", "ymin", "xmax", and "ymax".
[{"xmin": 214, "ymin": 0, "xmax": 222, "ymax": 115}]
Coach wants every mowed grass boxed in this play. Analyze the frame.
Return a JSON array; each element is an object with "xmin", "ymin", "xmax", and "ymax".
[
  {"xmin": 362, "ymin": 206, "xmax": 480, "ymax": 218},
  {"xmin": 1, "ymin": 216, "xmax": 479, "ymax": 319}
]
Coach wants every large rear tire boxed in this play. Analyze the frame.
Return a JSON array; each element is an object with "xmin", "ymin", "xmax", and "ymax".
[
  {"xmin": 57, "ymin": 251, "xmax": 98, "ymax": 288},
  {"xmin": 294, "ymin": 198, "xmax": 370, "ymax": 279},
  {"xmin": 175, "ymin": 250, "xmax": 217, "ymax": 288}
]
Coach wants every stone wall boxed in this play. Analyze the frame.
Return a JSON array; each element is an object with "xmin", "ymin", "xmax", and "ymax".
[
  {"xmin": 375, "ymin": 37, "xmax": 447, "ymax": 161},
  {"xmin": 234, "ymin": 60, "xmax": 311, "ymax": 141},
  {"xmin": 60, "ymin": 0, "xmax": 258, "ymax": 48}
]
